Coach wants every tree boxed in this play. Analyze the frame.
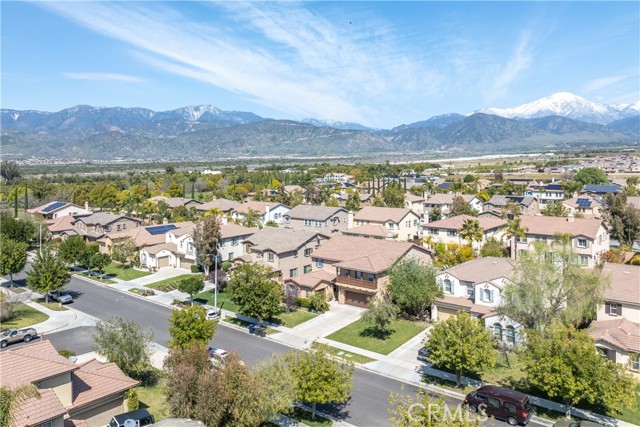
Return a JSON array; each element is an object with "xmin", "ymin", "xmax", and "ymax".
[
  {"xmin": 111, "ymin": 237, "xmax": 137, "ymax": 268},
  {"xmin": 177, "ymin": 275, "xmax": 205, "ymax": 303},
  {"xmin": 625, "ymin": 176, "xmax": 639, "ymax": 196},
  {"xmin": 0, "ymin": 384, "xmax": 40, "ymax": 427},
  {"xmin": 90, "ymin": 252, "xmax": 111, "ymax": 277},
  {"xmin": 193, "ymin": 215, "xmax": 222, "ymax": 278},
  {"xmin": 603, "ymin": 193, "xmax": 640, "ymax": 246},
  {"xmin": 409, "ymin": 185, "xmax": 424, "ymax": 196},
  {"xmin": 372, "ymin": 195, "xmax": 386, "ymax": 207},
  {"xmin": 382, "ymin": 182, "xmax": 405, "ymax": 208},
  {"xmin": 127, "ymin": 388, "xmax": 140, "ymax": 411},
  {"xmin": 0, "ymin": 161, "xmax": 21, "ymax": 182},
  {"xmin": 361, "ymin": 299, "xmax": 398, "ymax": 337},
  {"xmin": 26, "ymin": 249, "xmax": 69, "ymax": 302},
  {"xmin": 523, "ymin": 322, "xmax": 636, "ymax": 416},
  {"xmin": 164, "ymin": 164, "xmax": 176, "ymax": 174},
  {"xmin": 505, "ymin": 217, "xmax": 527, "ymax": 260},
  {"xmin": 0, "ymin": 238, "xmax": 27, "ymax": 286},
  {"xmin": 227, "ymin": 263, "xmax": 282, "ymax": 324},
  {"xmin": 93, "ymin": 316, "xmax": 153, "ymax": 378},
  {"xmin": 433, "ymin": 242, "xmax": 475, "ymax": 267},
  {"xmin": 388, "ymin": 393, "xmax": 483, "ymax": 427},
  {"xmin": 562, "ymin": 180, "xmax": 583, "ymax": 198},
  {"xmin": 479, "ymin": 237, "xmax": 508, "ymax": 257},
  {"xmin": 497, "ymin": 242, "xmax": 608, "ymax": 331},
  {"xmin": 308, "ymin": 291, "xmax": 329, "ymax": 313},
  {"xmin": 89, "ymin": 182, "xmax": 119, "ymax": 209},
  {"xmin": 575, "ymin": 167, "xmax": 608, "ymax": 185},
  {"xmin": 428, "ymin": 206, "xmax": 442, "ymax": 222},
  {"xmin": 541, "ymin": 201, "xmax": 569, "ymax": 217},
  {"xmin": 78, "ymin": 243, "xmax": 99, "ymax": 270},
  {"xmin": 286, "ymin": 343, "xmax": 354, "ymax": 419},
  {"xmin": 0, "ymin": 212, "xmax": 36, "ymax": 243},
  {"xmin": 345, "ymin": 191, "xmax": 361, "ymax": 212},
  {"xmin": 424, "ymin": 312, "xmax": 495, "ymax": 387},
  {"xmin": 264, "ymin": 219, "xmax": 279, "ymax": 227},
  {"xmin": 450, "ymin": 196, "xmax": 476, "ymax": 216},
  {"xmin": 387, "ymin": 259, "xmax": 442, "ymax": 319},
  {"xmin": 459, "ymin": 218, "xmax": 484, "ymax": 247},
  {"xmin": 166, "ymin": 183, "xmax": 184, "ymax": 197},
  {"xmin": 58, "ymin": 235, "xmax": 87, "ymax": 268},
  {"xmin": 242, "ymin": 208, "xmax": 262, "ymax": 228},
  {"xmin": 168, "ymin": 304, "xmax": 217, "ymax": 349}
]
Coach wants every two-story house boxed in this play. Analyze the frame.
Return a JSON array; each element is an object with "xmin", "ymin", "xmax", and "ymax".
[
  {"xmin": 1, "ymin": 340, "xmax": 138, "ymax": 427},
  {"xmin": 423, "ymin": 194, "xmax": 483, "ymax": 221},
  {"xmin": 138, "ymin": 222, "xmax": 197, "ymax": 270},
  {"xmin": 514, "ymin": 216, "xmax": 610, "ymax": 268},
  {"xmin": 423, "ymin": 215, "xmax": 507, "ymax": 250},
  {"xmin": 305, "ymin": 235, "xmax": 432, "ymax": 307},
  {"xmin": 242, "ymin": 227, "xmax": 329, "ymax": 280},
  {"xmin": 404, "ymin": 193, "xmax": 425, "ymax": 216},
  {"xmin": 194, "ymin": 198, "xmax": 242, "ymax": 216},
  {"xmin": 482, "ymin": 195, "xmax": 539, "ymax": 217},
  {"xmin": 72, "ymin": 213, "xmax": 142, "ymax": 242},
  {"xmin": 28, "ymin": 201, "xmax": 91, "ymax": 221},
  {"xmin": 218, "ymin": 223, "xmax": 259, "ymax": 262},
  {"xmin": 524, "ymin": 182, "xmax": 565, "ymax": 208},
  {"xmin": 352, "ymin": 206, "xmax": 421, "ymax": 242},
  {"xmin": 98, "ymin": 221, "xmax": 196, "ymax": 254},
  {"xmin": 589, "ymin": 263, "xmax": 640, "ymax": 374},
  {"xmin": 432, "ymin": 257, "xmax": 523, "ymax": 345},
  {"xmin": 283, "ymin": 205, "xmax": 349, "ymax": 234},
  {"xmin": 331, "ymin": 191, "xmax": 374, "ymax": 207},
  {"xmin": 562, "ymin": 195, "xmax": 605, "ymax": 218},
  {"xmin": 581, "ymin": 184, "xmax": 622, "ymax": 197},
  {"xmin": 232, "ymin": 201, "xmax": 290, "ymax": 226}
]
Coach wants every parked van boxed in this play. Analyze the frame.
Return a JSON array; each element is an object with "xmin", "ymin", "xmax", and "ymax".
[
  {"xmin": 464, "ymin": 385, "xmax": 532, "ymax": 425},
  {"xmin": 108, "ymin": 409, "xmax": 155, "ymax": 427}
]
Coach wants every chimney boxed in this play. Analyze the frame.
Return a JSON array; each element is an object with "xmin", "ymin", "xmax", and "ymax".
[
  {"xmin": 84, "ymin": 201, "xmax": 89, "ymax": 212},
  {"xmin": 265, "ymin": 205, "xmax": 270, "ymax": 221},
  {"xmin": 347, "ymin": 211, "xmax": 354, "ymax": 229},
  {"xmin": 221, "ymin": 215, "xmax": 228, "ymax": 225},
  {"xmin": 567, "ymin": 213, "xmax": 575, "ymax": 223},
  {"xmin": 163, "ymin": 218, "xmax": 169, "ymax": 224}
]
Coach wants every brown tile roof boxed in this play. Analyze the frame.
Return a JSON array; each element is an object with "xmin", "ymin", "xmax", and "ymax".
[
  {"xmin": 562, "ymin": 195, "xmax": 603, "ymax": 209},
  {"xmin": 405, "ymin": 193, "xmax": 425, "ymax": 203},
  {"xmin": 485, "ymin": 195, "xmax": 537, "ymax": 207},
  {"xmin": 64, "ymin": 420, "xmax": 89, "ymax": 427},
  {"xmin": 143, "ymin": 242, "xmax": 178, "ymax": 255},
  {"xmin": 287, "ymin": 205, "xmax": 347, "ymax": 220},
  {"xmin": 221, "ymin": 223, "xmax": 259, "ymax": 239},
  {"xmin": 518, "ymin": 216, "xmax": 604, "ymax": 239},
  {"xmin": 101, "ymin": 221, "xmax": 195, "ymax": 247},
  {"xmin": 433, "ymin": 295, "xmax": 496, "ymax": 316},
  {"xmin": 601, "ymin": 263, "xmax": 640, "ymax": 305},
  {"xmin": 284, "ymin": 185, "xmax": 306, "ymax": 194},
  {"xmin": 164, "ymin": 197, "xmax": 202, "ymax": 208},
  {"xmin": 234, "ymin": 201, "xmax": 289, "ymax": 215},
  {"xmin": 47, "ymin": 215, "xmax": 76, "ymax": 233},
  {"xmin": 148, "ymin": 195, "xmax": 168, "ymax": 202},
  {"xmin": 440, "ymin": 257, "xmax": 515, "ymax": 284},
  {"xmin": 0, "ymin": 340, "xmax": 77, "ymax": 388},
  {"xmin": 244, "ymin": 227, "xmax": 327, "ymax": 254},
  {"xmin": 28, "ymin": 201, "xmax": 84, "ymax": 215},
  {"xmin": 286, "ymin": 269, "xmax": 335, "ymax": 290},
  {"xmin": 313, "ymin": 235, "xmax": 429, "ymax": 273},
  {"xmin": 342, "ymin": 224, "xmax": 398, "ymax": 239},
  {"xmin": 74, "ymin": 212, "xmax": 140, "ymax": 227},
  {"xmin": 425, "ymin": 194, "xmax": 477, "ymax": 205},
  {"xmin": 12, "ymin": 388, "xmax": 67, "ymax": 427},
  {"xmin": 424, "ymin": 215, "xmax": 507, "ymax": 231},
  {"xmin": 589, "ymin": 318, "xmax": 640, "ymax": 352},
  {"xmin": 71, "ymin": 359, "xmax": 138, "ymax": 410},
  {"xmin": 354, "ymin": 206, "xmax": 418, "ymax": 224},
  {"xmin": 195, "ymin": 198, "xmax": 242, "ymax": 212}
]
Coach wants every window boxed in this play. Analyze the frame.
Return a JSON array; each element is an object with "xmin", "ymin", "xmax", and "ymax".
[
  {"xmin": 284, "ymin": 215, "xmax": 291, "ymax": 224},
  {"xmin": 274, "ymin": 213, "xmax": 281, "ymax": 219},
  {"xmin": 447, "ymin": 229, "xmax": 457, "ymax": 237},
  {"xmin": 304, "ymin": 265, "xmax": 312, "ymax": 274},
  {"xmin": 267, "ymin": 252, "xmax": 274, "ymax": 262},
  {"xmin": 406, "ymin": 220, "xmax": 411, "ymax": 227},
  {"xmin": 608, "ymin": 302, "xmax": 619, "ymax": 316},
  {"xmin": 444, "ymin": 279, "xmax": 452, "ymax": 294},
  {"xmin": 482, "ymin": 288, "xmax": 494, "ymax": 302},
  {"xmin": 304, "ymin": 219, "xmax": 312, "ymax": 226},
  {"xmin": 494, "ymin": 323, "xmax": 503, "ymax": 341},
  {"xmin": 355, "ymin": 271, "xmax": 362, "ymax": 279},
  {"xmin": 367, "ymin": 273, "xmax": 375, "ymax": 282},
  {"xmin": 506, "ymin": 326, "xmax": 516, "ymax": 344},
  {"xmin": 220, "ymin": 240, "xmax": 226, "ymax": 247},
  {"xmin": 122, "ymin": 223, "xmax": 127, "ymax": 229},
  {"xmin": 117, "ymin": 225, "xmax": 121, "ymax": 231},
  {"xmin": 38, "ymin": 422, "xmax": 53, "ymax": 427},
  {"xmin": 504, "ymin": 402, "xmax": 517, "ymax": 413},
  {"xmin": 577, "ymin": 238, "xmax": 587, "ymax": 248},
  {"xmin": 516, "ymin": 236, "xmax": 527, "ymax": 243},
  {"xmin": 487, "ymin": 397, "xmax": 501, "ymax": 408},
  {"xmin": 304, "ymin": 248, "xmax": 313, "ymax": 257},
  {"xmin": 466, "ymin": 284, "xmax": 474, "ymax": 298},
  {"xmin": 289, "ymin": 268, "xmax": 298, "ymax": 278},
  {"xmin": 413, "ymin": 220, "xmax": 418, "ymax": 226},
  {"xmin": 316, "ymin": 259, "xmax": 324, "ymax": 268},
  {"xmin": 228, "ymin": 252, "xmax": 234, "ymax": 261},
  {"xmin": 429, "ymin": 228, "xmax": 439, "ymax": 235},
  {"xmin": 630, "ymin": 353, "xmax": 639, "ymax": 372},
  {"xmin": 580, "ymin": 255, "xmax": 589, "ymax": 265},
  {"xmin": 387, "ymin": 222, "xmax": 395, "ymax": 230}
]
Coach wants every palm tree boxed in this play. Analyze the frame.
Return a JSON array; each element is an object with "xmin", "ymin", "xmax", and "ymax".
[
  {"xmin": 243, "ymin": 208, "xmax": 262, "ymax": 229},
  {"xmin": 0, "ymin": 384, "xmax": 41, "ymax": 427},
  {"xmin": 459, "ymin": 218, "xmax": 484, "ymax": 249},
  {"xmin": 506, "ymin": 218, "xmax": 528, "ymax": 260}
]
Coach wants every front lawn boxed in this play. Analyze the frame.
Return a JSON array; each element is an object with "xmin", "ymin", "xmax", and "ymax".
[
  {"xmin": 34, "ymin": 300, "xmax": 69, "ymax": 312},
  {"xmin": 103, "ymin": 262, "xmax": 151, "ymax": 281},
  {"xmin": 327, "ymin": 318, "xmax": 426, "ymax": 355},
  {"xmin": 146, "ymin": 274, "xmax": 200, "ymax": 292},
  {"xmin": 0, "ymin": 303, "xmax": 49, "ymax": 330},
  {"xmin": 321, "ymin": 344, "xmax": 376, "ymax": 364},
  {"xmin": 137, "ymin": 381, "xmax": 170, "ymax": 422},
  {"xmin": 285, "ymin": 407, "xmax": 332, "ymax": 427},
  {"xmin": 274, "ymin": 309, "xmax": 317, "ymax": 328},
  {"xmin": 619, "ymin": 384, "xmax": 640, "ymax": 425},
  {"xmin": 194, "ymin": 289, "xmax": 240, "ymax": 312},
  {"xmin": 77, "ymin": 272, "xmax": 117, "ymax": 284}
]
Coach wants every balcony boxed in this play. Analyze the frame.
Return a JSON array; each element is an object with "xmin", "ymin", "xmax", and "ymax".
[{"xmin": 336, "ymin": 275, "xmax": 379, "ymax": 290}]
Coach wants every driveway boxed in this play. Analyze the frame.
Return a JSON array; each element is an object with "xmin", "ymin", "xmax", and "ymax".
[
  {"xmin": 285, "ymin": 301, "xmax": 364, "ymax": 340},
  {"xmin": 128, "ymin": 267, "xmax": 193, "ymax": 286}
]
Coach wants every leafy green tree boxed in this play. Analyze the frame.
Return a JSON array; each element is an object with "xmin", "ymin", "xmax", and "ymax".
[
  {"xmin": 433, "ymin": 242, "xmax": 475, "ymax": 267},
  {"xmin": 227, "ymin": 263, "xmax": 282, "ymax": 324},
  {"xmin": 26, "ymin": 249, "xmax": 69, "ymax": 302},
  {"xmin": 0, "ymin": 238, "xmax": 27, "ymax": 285},
  {"xmin": 498, "ymin": 242, "xmax": 608, "ymax": 331},
  {"xmin": 372, "ymin": 195, "xmax": 386, "ymax": 207},
  {"xmin": 361, "ymin": 299, "xmax": 398, "ymax": 337},
  {"xmin": 523, "ymin": 322, "xmax": 637, "ymax": 416},
  {"xmin": 58, "ymin": 235, "xmax": 87, "ymax": 268},
  {"xmin": 424, "ymin": 312, "xmax": 495, "ymax": 387},
  {"xmin": 382, "ymin": 182, "xmax": 406, "ymax": 208},
  {"xmin": 428, "ymin": 206, "xmax": 442, "ymax": 222},
  {"xmin": 345, "ymin": 191, "xmax": 361, "ymax": 211},
  {"xmin": 178, "ymin": 275, "xmax": 205, "ymax": 303},
  {"xmin": 541, "ymin": 201, "xmax": 569, "ymax": 217},
  {"xmin": 168, "ymin": 304, "xmax": 217, "ymax": 349},
  {"xmin": 264, "ymin": 220, "xmax": 279, "ymax": 227},
  {"xmin": 193, "ymin": 215, "xmax": 222, "ymax": 278},
  {"xmin": 562, "ymin": 180, "xmax": 583, "ymax": 198},
  {"xmin": 89, "ymin": 182, "xmax": 119, "ymax": 209},
  {"xmin": 0, "ymin": 161, "xmax": 22, "ymax": 182},
  {"xmin": 166, "ymin": 183, "xmax": 184, "ymax": 197},
  {"xmin": 164, "ymin": 164, "xmax": 176, "ymax": 174},
  {"xmin": 111, "ymin": 237, "xmax": 137, "ymax": 268},
  {"xmin": 459, "ymin": 218, "xmax": 484, "ymax": 247},
  {"xmin": 286, "ymin": 343, "xmax": 354, "ymax": 419},
  {"xmin": 389, "ymin": 393, "xmax": 482, "ymax": 427},
  {"xmin": 450, "ymin": 195, "xmax": 476, "ymax": 216},
  {"xmin": 308, "ymin": 291, "xmax": 329, "ymax": 313},
  {"xmin": 78, "ymin": 243, "xmax": 99, "ymax": 270},
  {"xmin": 29, "ymin": 178, "xmax": 54, "ymax": 203},
  {"xmin": 242, "ymin": 208, "xmax": 262, "ymax": 228},
  {"xmin": 409, "ymin": 185, "xmax": 424, "ymax": 196},
  {"xmin": 479, "ymin": 237, "xmax": 508, "ymax": 257},
  {"xmin": 93, "ymin": 316, "xmax": 153, "ymax": 378},
  {"xmin": 387, "ymin": 259, "xmax": 442, "ymax": 319},
  {"xmin": 0, "ymin": 384, "xmax": 40, "ymax": 427},
  {"xmin": 127, "ymin": 388, "xmax": 140, "ymax": 411},
  {"xmin": 0, "ymin": 212, "xmax": 36, "ymax": 243},
  {"xmin": 603, "ymin": 193, "xmax": 640, "ymax": 247},
  {"xmin": 575, "ymin": 167, "xmax": 608, "ymax": 185},
  {"xmin": 505, "ymin": 217, "xmax": 527, "ymax": 260},
  {"xmin": 90, "ymin": 252, "xmax": 111, "ymax": 277}
]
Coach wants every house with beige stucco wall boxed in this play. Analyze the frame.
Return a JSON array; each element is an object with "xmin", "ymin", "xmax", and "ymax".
[
  {"xmin": 352, "ymin": 206, "xmax": 421, "ymax": 242},
  {"xmin": 422, "ymin": 215, "xmax": 507, "ymax": 250}
]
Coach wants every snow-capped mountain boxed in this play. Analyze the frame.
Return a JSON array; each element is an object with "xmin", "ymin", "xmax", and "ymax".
[
  {"xmin": 300, "ymin": 118, "xmax": 373, "ymax": 131},
  {"xmin": 478, "ymin": 92, "xmax": 639, "ymax": 125}
]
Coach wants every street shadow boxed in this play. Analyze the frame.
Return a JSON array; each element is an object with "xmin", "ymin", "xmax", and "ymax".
[
  {"xmin": 2, "ymin": 278, "xmax": 27, "ymax": 288},
  {"xmin": 317, "ymin": 397, "xmax": 352, "ymax": 421}
]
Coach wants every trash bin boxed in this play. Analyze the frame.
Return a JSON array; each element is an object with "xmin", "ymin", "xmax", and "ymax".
[{"xmin": 248, "ymin": 324, "xmax": 255, "ymax": 334}]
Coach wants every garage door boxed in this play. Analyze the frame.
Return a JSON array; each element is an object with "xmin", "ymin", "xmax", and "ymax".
[
  {"xmin": 157, "ymin": 256, "xmax": 170, "ymax": 268},
  {"xmin": 180, "ymin": 258, "xmax": 195, "ymax": 269},
  {"xmin": 437, "ymin": 306, "xmax": 459, "ymax": 321},
  {"xmin": 344, "ymin": 291, "xmax": 369, "ymax": 308}
]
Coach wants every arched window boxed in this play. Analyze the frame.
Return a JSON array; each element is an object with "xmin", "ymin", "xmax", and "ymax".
[
  {"xmin": 494, "ymin": 323, "xmax": 503, "ymax": 341},
  {"xmin": 444, "ymin": 279, "xmax": 452, "ymax": 294},
  {"xmin": 506, "ymin": 326, "xmax": 516, "ymax": 344}
]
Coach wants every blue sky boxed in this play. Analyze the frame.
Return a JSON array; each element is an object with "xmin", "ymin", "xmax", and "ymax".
[{"xmin": 2, "ymin": 1, "xmax": 638, "ymax": 128}]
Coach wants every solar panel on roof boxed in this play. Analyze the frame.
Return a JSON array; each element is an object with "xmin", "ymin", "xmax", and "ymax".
[
  {"xmin": 576, "ymin": 198, "xmax": 592, "ymax": 207},
  {"xmin": 42, "ymin": 202, "xmax": 66, "ymax": 213},
  {"xmin": 546, "ymin": 184, "xmax": 562, "ymax": 190},
  {"xmin": 146, "ymin": 224, "xmax": 178, "ymax": 235}
]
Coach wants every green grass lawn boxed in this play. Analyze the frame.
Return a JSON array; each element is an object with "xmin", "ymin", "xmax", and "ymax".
[
  {"xmin": 618, "ymin": 384, "xmax": 640, "ymax": 425},
  {"xmin": 194, "ymin": 289, "xmax": 240, "ymax": 312},
  {"xmin": 327, "ymin": 318, "xmax": 426, "ymax": 355},
  {"xmin": 273, "ymin": 309, "xmax": 317, "ymax": 328},
  {"xmin": 321, "ymin": 344, "xmax": 376, "ymax": 364},
  {"xmin": 103, "ymin": 262, "xmax": 151, "ymax": 281},
  {"xmin": 285, "ymin": 407, "xmax": 332, "ymax": 427},
  {"xmin": 0, "ymin": 304, "xmax": 49, "ymax": 330},
  {"xmin": 77, "ymin": 272, "xmax": 117, "ymax": 284},
  {"xmin": 137, "ymin": 381, "xmax": 170, "ymax": 422},
  {"xmin": 146, "ymin": 274, "xmax": 200, "ymax": 292},
  {"xmin": 34, "ymin": 300, "xmax": 69, "ymax": 312},
  {"xmin": 129, "ymin": 288, "xmax": 155, "ymax": 296},
  {"xmin": 3, "ymin": 286, "xmax": 26, "ymax": 294}
]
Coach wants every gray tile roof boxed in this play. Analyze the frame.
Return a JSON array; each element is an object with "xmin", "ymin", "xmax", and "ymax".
[
  {"xmin": 287, "ymin": 205, "xmax": 347, "ymax": 220},
  {"xmin": 243, "ymin": 227, "xmax": 327, "ymax": 253}
]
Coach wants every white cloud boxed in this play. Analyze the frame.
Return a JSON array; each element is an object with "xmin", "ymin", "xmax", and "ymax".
[
  {"xmin": 62, "ymin": 72, "xmax": 144, "ymax": 83},
  {"xmin": 487, "ymin": 30, "xmax": 533, "ymax": 102},
  {"xmin": 583, "ymin": 74, "xmax": 630, "ymax": 92}
]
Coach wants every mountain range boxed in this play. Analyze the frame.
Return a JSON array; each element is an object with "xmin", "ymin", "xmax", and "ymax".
[{"xmin": 1, "ymin": 92, "xmax": 638, "ymax": 160}]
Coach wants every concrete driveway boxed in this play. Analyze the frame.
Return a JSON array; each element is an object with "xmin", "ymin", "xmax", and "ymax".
[
  {"xmin": 128, "ymin": 267, "xmax": 194, "ymax": 286},
  {"xmin": 288, "ymin": 301, "xmax": 364, "ymax": 340}
]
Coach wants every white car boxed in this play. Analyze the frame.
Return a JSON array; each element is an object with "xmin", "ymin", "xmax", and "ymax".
[
  {"xmin": 208, "ymin": 347, "xmax": 244, "ymax": 367},
  {"xmin": 205, "ymin": 309, "xmax": 219, "ymax": 321}
]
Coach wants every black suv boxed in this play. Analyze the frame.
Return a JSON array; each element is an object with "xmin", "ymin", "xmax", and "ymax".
[
  {"xmin": 108, "ymin": 409, "xmax": 155, "ymax": 427},
  {"xmin": 464, "ymin": 385, "xmax": 532, "ymax": 425}
]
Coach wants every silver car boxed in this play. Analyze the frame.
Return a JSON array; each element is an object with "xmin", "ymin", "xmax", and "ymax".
[{"xmin": 49, "ymin": 290, "xmax": 73, "ymax": 304}]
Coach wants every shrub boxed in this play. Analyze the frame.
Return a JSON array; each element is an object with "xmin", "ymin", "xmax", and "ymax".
[
  {"xmin": 191, "ymin": 264, "xmax": 202, "ymax": 273},
  {"xmin": 630, "ymin": 254, "xmax": 640, "ymax": 265},
  {"xmin": 221, "ymin": 261, "xmax": 232, "ymax": 272},
  {"xmin": 296, "ymin": 297, "xmax": 310, "ymax": 309},
  {"xmin": 127, "ymin": 388, "xmax": 140, "ymax": 411},
  {"xmin": 308, "ymin": 292, "xmax": 329, "ymax": 313},
  {"xmin": 58, "ymin": 349, "xmax": 76, "ymax": 358}
]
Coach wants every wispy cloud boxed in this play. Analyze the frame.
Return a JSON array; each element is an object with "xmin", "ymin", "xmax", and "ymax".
[
  {"xmin": 487, "ymin": 30, "xmax": 533, "ymax": 102},
  {"xmin": 583, "ymin": 74, "xmax": 631, "ymax": 92},
  {"xmin": 62, "ymin": 72, "xmax": 144, "ymax": 83}
]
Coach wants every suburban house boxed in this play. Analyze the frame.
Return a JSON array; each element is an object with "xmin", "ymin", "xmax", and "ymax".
[
  {"xmin": 342, "ymin": 224, "xmax": 399, "ymax": 240},
  {"xmin": 482, "ymin": 195, "xmax": 539, "ymax": 217},
  {"xmin": 524, "ymin": 182, "xmax": 565, "ymax": 208},
  {"xmin": 302, "ymin": 235, "xmax": 432, "ymax": 307},
  {"xmin": 0, "ymin": 340, "xmax": 138, "ymax": 427},
  {"xmin": 47, "ymin": 215, "xmax": 78, "ymax": 240},
  {"xmin": 352, "ymin": 206, "xmax": 421, "ymax": 242},
  {"xmin": 97, "ymin": 221, "xmax": 195, "ymax": 254},
  {"xmin": 138, "ymin": 223, "xmax": 197, "ymax": 270},
  {"xmin": 331, "ymin": 191, "xmax": 373, "ymax": 207},
  {"xmin": 232, "ymin": 201, "xmax": 290, "ymax": 226},
  {"xmin": 431, "ymin": 257, "xmax": 523, "ymax": 345},
  {"xmin": 581, "ymin": 184, "xmax": 622, "ymax": 197},
  {"xmin": 423, "ymin": 194, "xmax": 483, "ymax": 220},
  {"xmin": 423, "ymin": 215, "xmax": 507, "ymax": 250},
  {"xmin": 589, "ymin": 263, "xmax": 640, "ymax": 374},
  {"xmin": 194, "ymin": 198, "xmax": 242, "ymax": 215},
  {"xmin": 70, "ymin": 213, "xmax": 142, "ymax": 242},
  {"xmin": 282, "ymin": 205, "xmax": 350, "ymax": 234},
  {"xmin": 28, "ymin": 201, "xmax": 91, "ymax": 220},
  {"xmin": 562, "ymin": 195, "xmax": 605, "ymax": 218},
  {"xmin": 513, "ymin": 216, "xmax": 610, "ymax": 268},
  {"xmin": 242, "ymin": 227, "xmax": 329, "ymax": 280},
  {"xmin": 404, "ymin": 193, "xmax": 425, "ymax": 215},
  {"xmin": 283, "ymin": 185, "xmax": 308, "ymax": 203},
  {"xmin": 148, "ymin": 196, "xmax": 203, "ymax": 209},
  {"xmin": 218, "ymin": 223, "xmax": 259, "ymax": 262}
]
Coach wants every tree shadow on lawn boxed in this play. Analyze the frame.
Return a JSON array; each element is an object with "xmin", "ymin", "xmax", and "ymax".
[{"xmin": 359, "ymin": 326, "xmax": 394, "ymax": 340}]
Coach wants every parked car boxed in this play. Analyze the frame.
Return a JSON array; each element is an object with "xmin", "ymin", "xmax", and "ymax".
[
  {"xmin": 48, "ymin": 290, "xmax": 73, "ymax": 304},
  {"xmin": 206, "ymin": 309, "xmax": 219, "ymax": 321},
  {"xmin": 553, "ymin": 421, "xmax": 605, "ymax": 427},
  {"xmin": 208, "ymin": 347, "xmax": 244, "ymax": 367},
  {"xmin": 417, "ymin": 347, "xmax": 429, "ymax": 361},
  {"xmin": 0, "ymin": 328, "xmax": 37, "ymax": 348},
  {"xmin": 108, "ymin": 408, "xmax": 155, "ymax": 427},
  {"xmin": 464, "ymin": 385, "xmax": 532, "ymax": 425}
]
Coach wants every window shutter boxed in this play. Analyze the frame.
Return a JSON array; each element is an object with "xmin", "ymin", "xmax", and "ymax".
[
  {"xmin": 490, "ymin": 290, "xmax": 495, "ymax": 303},
  {"xmin": 605, "ymin": 301, "xmax": 611, "ymax": 314},
  {"xmin": 608, "ymin": 350, "xmax": 616, "ymax": 363},
  {"xmin": 618, "ymin": 304, "xmax": 622, "ymax": 316}
]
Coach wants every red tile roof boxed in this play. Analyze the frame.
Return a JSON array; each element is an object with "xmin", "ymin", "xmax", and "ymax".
[
  {"xmin": 0, "ymin": 340, "xmax": 77, "ymax": 388},
  {"xmin": 601, "ymin": 263, "xmax": 640, "ymax": 306},
  {"xmin": 71, "ymin": 359, "xmax": 138, "ymax": 410},
  {"xmin": 12, "ymin": 388, "xmax": 67, "ymax": 427},
  {"xmin": 354, "ymin": 206, "xmax": 418, "ymax": 224},
  {"xmin": 423, "ymin": 215, "xmax": 507, "ymax": 231},
  {"xmin": 589, "ymin": 318, "xmax": 640, "ymax": 352},
  {"xmin": 518, "ymin": 216, "xmax": 604, "ymax": 239}
]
